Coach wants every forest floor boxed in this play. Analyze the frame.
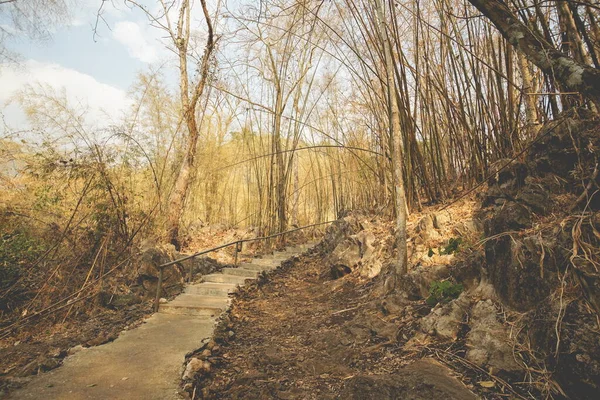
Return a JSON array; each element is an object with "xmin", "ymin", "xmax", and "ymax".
[{"xmin": 195, "ymin": 241, "xmax": 484, "ymax": 399}]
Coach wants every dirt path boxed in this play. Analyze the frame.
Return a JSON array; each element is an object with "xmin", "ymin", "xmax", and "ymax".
[{"xmin": 196, "ymin": 251, "xmax": 477, "ymax": 399}]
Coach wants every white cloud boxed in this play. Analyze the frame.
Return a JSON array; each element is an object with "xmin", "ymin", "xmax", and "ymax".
[
  {"xmin": 113, "ymin": 20, "xmax": 158, "ymax": 63},
  {"xmin": 0, "ymin": 60, "xmax": 131, "ymax": 131}
]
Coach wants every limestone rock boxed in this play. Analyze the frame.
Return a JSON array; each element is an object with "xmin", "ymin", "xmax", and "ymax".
[
  {"xmin": 327, "ymin": 231, "xmax": 382, "ymax": 279},
  {"xmin": 339, "ymin": 359, "xmax": 477, "ymax": 400},
  {"xmin": 485, "ymin": 235, "xmax": 554, "ymax": 311},
  {"xmin": 457, "ymin": 218, "xmax": 483, "ymax": 235},
  {"xmin": 416, "ymin": 214, "xmax": 441, "ymax": 242},
  {"xmin": 516, "ymin": 183, "xmax": 550, "ymax": 214},
  {"xmin": 104, "ymin": 293, "xmax": 142, "ymax": 309},
  {"xmin": 421, "ymin": 293, "xmax": 470, "ymax": 340},
  {"xmin": 67, "ymin": 345, "xmax": 85, "ymax": 356},
  {"xmin": 486, "ymin": 201, "xmax": 532, "ymax": 235},
  {"xmin": 318, "ymin": 215, "xmax": 363, "ymax": 254},
  {"xmin": 433, "ymin": 211, "xmax": 452, "ymax": 230},
  {"xmin": 466, "ymin": 300, "xmax": 521, "ymax": 374},
  {"xmin": 183, "ymin": 358, "xmax": 203, "ymax": 380},
  {"xmin": 403, "ymin": 264, "xmax": 451, "ymax": 299},
  {"xmin": 487, "ymin": 159, "xmax": 528, "ymax": 192},
  {"xmin": 137, "ymin": 245, "xmax": 184, "ymax": 295}
]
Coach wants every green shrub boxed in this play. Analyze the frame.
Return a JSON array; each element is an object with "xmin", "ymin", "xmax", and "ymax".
[
  {"xmin": 426, "ymin": 280, "xmax": 463, "ymax": 306},
  {"xmin": 439, "ymin": 237, "xmax": 463, "ymax": 255},
  {"xmin": 0, "ymin": 231, "xmax": 45, "ymax": 290}
]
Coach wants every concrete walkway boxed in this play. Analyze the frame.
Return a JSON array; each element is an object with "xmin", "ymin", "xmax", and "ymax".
[{"xmin": 10, "ymin": 243, "xmax": 314, "ymax": 400}]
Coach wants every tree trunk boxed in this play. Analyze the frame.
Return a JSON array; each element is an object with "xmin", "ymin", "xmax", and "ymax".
[
  {"xmin": 375, "ymin": 0, "xmax": 408, "ymax": 278},
  {"xmin": 166, "ymin": 0, "xmax": 214, "ymax": 249},
  {"xmin": 517, "ymin": 52, "xmax": 540, "ymax": 136}
]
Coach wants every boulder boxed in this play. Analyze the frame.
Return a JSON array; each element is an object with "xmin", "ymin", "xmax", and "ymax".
[
  {"xmin": 339, "ymin": 359, "xmax": 477, "ymax": 400},
  {"xmin": 515, "ymin": 183, "xmax": 551, "ymax": 214},
  {"xmin": 433, "ymin": 211, "xmax": 452, "ymax": 230},
  {"xmin": 318, "ymin": 215, "xmax": 363, "ymax": 254},
  {"xmin": 137, "ymin": 245, "xmax": 184, "ymax": 295},
  {"xmin": 416, "ymin": 214, "xmax": 441, "ymax": 242},
  {"xmin": 466, "ymin": 300, "xmax": 521, "ymax": 374},
  {"xmin": 327, "ymin": 231, "xmax": 382, "ymax": 279},
  {"xmin": 485, "ymin": 201, "xmax": 532, "ymax": 235},
  {"xmin": 421, "ymin": 293, "xmax": 470, "ymax": 341},
  {"xmin": 403, "ymin": 264, "xmax": 452, "ymax": 299},
  {"xmin": 528, "ymin": 117, "xmax": 598, "ymax": 179},
  {"xmin": 485, "ymin": 235, "xmax": 556, "ymax": 311},
  {"xmin": 488, "ymin": 159, "xmax": 528, "ymax": 190},
  {"xmin": 100, "ymin": 293, "xmax": 142, "ymax": 309},
  {"xmin": 183, "ymin": 358, "xmax": 204, "ymax": 380},
  {"xmin": 456, "ymin": 218, "xmax": 483, "ymax": 236}
]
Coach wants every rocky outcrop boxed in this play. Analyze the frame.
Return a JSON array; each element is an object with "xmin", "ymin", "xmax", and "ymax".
[
  {"xmin": 480, "ymin": 115, "xmax": 599, "ymax": 311},
  {"xmin": 339, "ymin": 359, "xmax": 477, "ymax": 400},
  {"xmin": 136, "ymin": 244, "xmax": 184, "ymax": 296},
  {"xmin": 420, "ymin": 293, "xmax": 470, "ymax": 341},
  {"xmin": 317, "ymin": 214, "xmax": 363, "ymax": 255},
  {"xmin": 416, "ymin": 214, "xmax": 442, "ymax": 242},
  {"xmin": 475, "ymin": 113, "xmax": 600, "ymax": 398},
  {"xmin": 465, "ymin": 300, "xmax": 520, "ymax": 375},
  {"xmin": 327, "ymin": 230, "xmax": 383, "ymax": 279}
]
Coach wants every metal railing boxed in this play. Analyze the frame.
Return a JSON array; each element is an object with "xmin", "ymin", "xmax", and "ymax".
[{"xmin": 153, "ymin": 220, "xmax": 335, "ymax": 311}]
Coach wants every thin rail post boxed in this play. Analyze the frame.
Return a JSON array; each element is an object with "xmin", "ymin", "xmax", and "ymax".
[
  {"xmin": 154, "ymin": 266, "xmax": 164, "ymax": 312},
  {"xmin": 234, "ymin": 241, "xmax": 242, "ymax": 266}
]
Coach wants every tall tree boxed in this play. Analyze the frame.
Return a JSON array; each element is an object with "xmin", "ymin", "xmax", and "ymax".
[
  {"xmin": 375, "ymin": 0, "xmax": 408, "ymax": 277},
  {"xmin": 125, "ymin": 0, "xmax": 215, "ymax": 249}
]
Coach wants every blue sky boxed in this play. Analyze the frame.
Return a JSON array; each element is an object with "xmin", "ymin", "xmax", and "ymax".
[
  {"xmin": 0, "ymin": 0, "xmax": 175, "ymax": 131},
  {"xmin": 17, "ymin": 19, "xmax": 145, "ymax": 90}
]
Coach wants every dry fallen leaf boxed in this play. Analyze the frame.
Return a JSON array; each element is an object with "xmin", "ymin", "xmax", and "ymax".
[{"xmin": 478, "ymin": 381, "xmax": 496, "ymax": 388}]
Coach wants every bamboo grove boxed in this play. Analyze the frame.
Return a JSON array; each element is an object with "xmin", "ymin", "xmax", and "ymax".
[{"xmin": 1, "ymin": 0, "xmax": 599, "ymax": 321}]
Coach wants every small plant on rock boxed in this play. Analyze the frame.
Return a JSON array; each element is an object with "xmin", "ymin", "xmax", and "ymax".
[
  {"xmin": 439, "ymin": 237, "xmax": 463, "ymax": 255},
  {"xmin": 426, "ymin": 280, "xmax": 463, "ymax": 306}
]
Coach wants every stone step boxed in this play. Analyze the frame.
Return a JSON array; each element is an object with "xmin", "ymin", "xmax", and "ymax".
[
  {"xmin": 202, "ymin": 274, "xmax": 252, "ymax": 285},
  {"xmin": 159, "ymin": 295, "xmax": 229, "ymax": 317},
  {"xmin": 238, "ymin": 262, "xmax": 276, "ymax": 272},
  {"xmin": 285, "ymin": 247, "xmax": 303, "ymax": 253},
  {"xmin": 249, "ymin": 257, "xmax": 282, "ymax": 265},
  {"xmin": 185, "ymin": 282, "xmax": 237, "ymax": 296},
  {"xmin": 221, "ymin": 267, "xmax": 260, "ymax": 277},
  {"xmin": 240, "ymin": 260, "xmax": 281, "ymax": 269},
  {"xmin": 265, "ymin": 252, "xmax": 298, "ymax": 261},
  {"xmin": 287, "ymin": 242, "xmax": 316, "ymax": 253}
]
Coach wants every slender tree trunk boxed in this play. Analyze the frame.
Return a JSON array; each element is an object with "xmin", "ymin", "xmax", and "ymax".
[
  {"xmin": 517, "ymin": 52, "xmax": 540, "ymax": 136},
  {"xmin": 376, "ymin": 0, "xmax": 408, "ymax": 278},
  {"xmin": 166, "ymin": 0, "xmax": 214, "ymax": 249},
  {"xmin": 292, "ymin": 155, "xmax": 299, "ymax": 226}
]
